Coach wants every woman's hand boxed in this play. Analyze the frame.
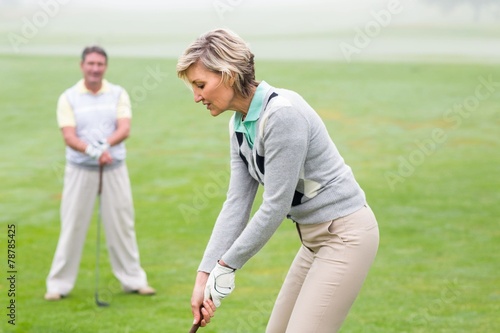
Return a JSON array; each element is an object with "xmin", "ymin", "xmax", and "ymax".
[
  {"xmin": 204, "ymin": 261, "xmax": 236, "ymax": 307},
  {"xmin": 192, "ymin": 271, "xmax": 217, "ymax": 327}
]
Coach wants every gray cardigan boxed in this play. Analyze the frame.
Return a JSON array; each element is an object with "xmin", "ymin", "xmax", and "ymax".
[{"xmin": 199, "ymin": 84, "xmax": 366, "ymax": 272}]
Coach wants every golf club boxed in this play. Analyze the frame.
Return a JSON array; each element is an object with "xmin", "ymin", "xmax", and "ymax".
[
  {"xmin": 95, "ymin": 165, "xmax": 109, "ymax": 307},
  {"xmin": 189, "ymin": 322, "xmax": 200, "ymax": 333}
]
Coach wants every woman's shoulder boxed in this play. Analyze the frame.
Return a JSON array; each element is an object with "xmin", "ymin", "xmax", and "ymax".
[{"xmin": 264, "ymin": 90, "xmax": 312, "ymax": 122}]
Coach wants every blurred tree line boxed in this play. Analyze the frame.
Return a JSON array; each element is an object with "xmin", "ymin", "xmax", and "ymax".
[{"xmin": 425, "ymin": 0, "xmax": 500, "ymax": 21}]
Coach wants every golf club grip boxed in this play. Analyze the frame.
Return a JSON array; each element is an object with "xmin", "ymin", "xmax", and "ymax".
[
  {"xmin": 98, "ymin": 165, "xmax": 103, "ymax": 195},
  {"xmin": 189, "ymin": 323, "xmax": 201, "ymax": 333}
]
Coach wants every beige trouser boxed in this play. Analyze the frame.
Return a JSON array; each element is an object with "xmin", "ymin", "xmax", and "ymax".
[
  {"xmin": 266, "ymin": 205, "xmax": 379, "ymax": 333},
  {"xmin": 46, "ymin": 163, "xmax": 148, "ymax": 295}
]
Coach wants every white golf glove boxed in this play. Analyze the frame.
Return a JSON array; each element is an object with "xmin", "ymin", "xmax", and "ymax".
[
  {"xmin": 204, "ymin": 262, "xmax": 236, "ymax": 307},
  {"xmin": 85, "ymin": 140, "xmax": 110, "ymax": 160},
  {"xmin": 85, "ymin": 144, "xmax": 104, "ymax": 159},
  {"xmin": 96, "ymin": 139, "xmax": 110, "ymax": 152}
]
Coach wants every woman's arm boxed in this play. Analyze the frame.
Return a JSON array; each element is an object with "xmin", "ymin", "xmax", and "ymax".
[
  {"xmin": 222, "ymin": 106, "xmax": 309, "ymax": 269},
  {"xmin": 198, "ymin": 131, "xmax": 259, "ymax": 273}
]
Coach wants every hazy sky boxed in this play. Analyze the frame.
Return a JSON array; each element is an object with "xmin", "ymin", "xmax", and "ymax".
[
  {"xmin": 1, "ymin": 0, "xmax": 499, "ymax": 61},
  {"xmin": 38, "ymin": 0, "xmax": 500, "ymax": 15},
  {"xmin": 6, "ymin": 0, "xmax": 500, "ymax": 25},
  {"xmin": 52, "ymin": 0, "xmax": 394, "ymax": 10}
]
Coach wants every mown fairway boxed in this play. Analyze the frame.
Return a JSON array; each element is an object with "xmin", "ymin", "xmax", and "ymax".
[{"xmin": 0, "ymin": 55, "xmax": 499, "ymax": 332}]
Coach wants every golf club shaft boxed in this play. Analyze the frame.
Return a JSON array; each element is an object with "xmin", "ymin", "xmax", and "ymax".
[{"xmin": 95, "ymin": 165, "xmax": 109, "ymax": 306}]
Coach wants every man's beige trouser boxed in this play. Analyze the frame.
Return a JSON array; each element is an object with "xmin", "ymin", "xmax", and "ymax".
[{"xmin": 46, "ymin": 163, "xmax": 148, "ymax": 295}]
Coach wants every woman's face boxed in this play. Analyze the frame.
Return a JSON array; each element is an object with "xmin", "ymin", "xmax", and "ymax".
[{"xmin": 185, "ymin": 61, "xmax": 235, "ymax": 117}]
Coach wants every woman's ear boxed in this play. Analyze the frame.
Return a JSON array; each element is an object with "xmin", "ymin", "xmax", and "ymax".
[{"xmin": 228, "ymin": 73, "xmax": 236, "ymax": 87}]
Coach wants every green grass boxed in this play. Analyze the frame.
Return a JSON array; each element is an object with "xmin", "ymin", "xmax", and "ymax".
[{"xmin": 0, "ymin": 55, "xmax": 499, "ymax": 333}]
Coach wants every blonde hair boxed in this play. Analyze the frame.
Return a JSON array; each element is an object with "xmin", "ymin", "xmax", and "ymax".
[{"xmin": 176, "ymin": 29, "xmax": 258, "ymax": 98}]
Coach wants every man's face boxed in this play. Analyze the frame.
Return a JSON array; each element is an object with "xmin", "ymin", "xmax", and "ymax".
[{"xmin": 81, "ymin": 52, "xmax": 107, "ymax": 87}]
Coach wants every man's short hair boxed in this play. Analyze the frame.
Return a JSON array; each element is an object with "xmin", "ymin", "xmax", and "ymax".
[{"xmin": 81, "ymin": 46, "xmax": 108, "ymax": 63}]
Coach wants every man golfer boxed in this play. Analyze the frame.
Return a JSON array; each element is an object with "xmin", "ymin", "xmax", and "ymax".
[{"xmin": 45, "ymin": 46, "xmax": 155, "ymax": 300}]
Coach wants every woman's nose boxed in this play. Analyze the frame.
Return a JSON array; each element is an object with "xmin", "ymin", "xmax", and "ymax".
[{"xmin": 194, "ymin": 93, "xmax": 203, "ymax": 103}]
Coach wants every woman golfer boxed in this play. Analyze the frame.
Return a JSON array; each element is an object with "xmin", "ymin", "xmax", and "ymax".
[{"xmin": 177, "ymin": 29, "xmax": 379, "ymax": 333}]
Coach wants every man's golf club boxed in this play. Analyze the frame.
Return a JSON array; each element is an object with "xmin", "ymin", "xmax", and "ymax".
[{"xmin": 95, "ymin": 165, "xmax": 109, "ymax": 307}]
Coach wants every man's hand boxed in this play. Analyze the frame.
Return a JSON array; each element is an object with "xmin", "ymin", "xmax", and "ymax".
[
  {"xmin": 96, "ymin": 139, "xmax": 110, "ymax": 152},
  {"xmin": 204, "ymin": 262, "xmax": 236, "ymax": 307},
  {"xmin": 99, "ymin": 151, "xmax": 113, "ymax": 165},
  {"xmin": 85, "ymin": 142, "xmax": 113, "ymax": 165},
  {"xmin": 85, "ymin": 144, "xmax": 103, "ymax": 159}
]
